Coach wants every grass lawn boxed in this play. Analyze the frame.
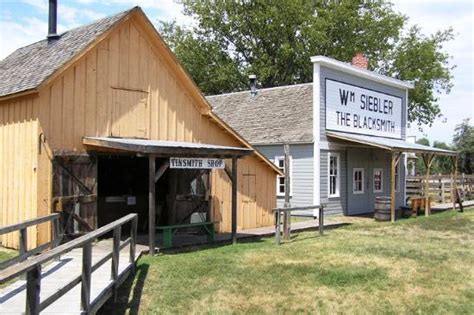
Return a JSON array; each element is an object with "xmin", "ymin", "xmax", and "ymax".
[
  {"xmin": 103, "ymin": 209, "xmax": 474, "ymax": 314},
  {"xmin": 0, "ymin": 248, "xmax": 16, "ymax": 263}
]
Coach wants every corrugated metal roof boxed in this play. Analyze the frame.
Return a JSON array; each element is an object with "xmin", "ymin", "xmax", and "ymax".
[
  {"xmin": 326, "ymin": 132, "xmax": 456, "ymax": 155},
  {"xmin": 0, "ymin": 8, "xmax": 135, "ymax": 97},
  {"xmin": 83, "ymin": 137, "xmax": 253, "ymax": 157}
]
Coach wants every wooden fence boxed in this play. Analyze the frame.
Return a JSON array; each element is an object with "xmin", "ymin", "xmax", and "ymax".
[{"xmin": 406, "ymin": 174, "xmax": 473, "ymax": 203}]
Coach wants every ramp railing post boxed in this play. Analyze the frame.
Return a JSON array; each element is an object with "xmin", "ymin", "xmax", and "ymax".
[
  {"xmin": 81, "ymin": 242, "xmax": 92, "ymax": 313},
  {"xmin": 26, "ymin": 265, "xmax": 41, "ymax": 315},
  {"xmin": 130, "ymin": 217, "xmax": 137, "ymax": 264}
]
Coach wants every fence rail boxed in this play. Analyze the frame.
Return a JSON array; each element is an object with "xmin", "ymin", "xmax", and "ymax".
[
  {"xmin": 273, "ymin": 205, "xmax": 325, "ymax": 245},
  {"xmin": 406, "ymin": 174, "xmax": 473, "ymax": 203},
  {"xmin": 0, "ymin": 213, "xmax": 61, "ymax": 270},
  {"xmin": 0, "ymin": 213, "xmax": 138, "ymax": 315}
]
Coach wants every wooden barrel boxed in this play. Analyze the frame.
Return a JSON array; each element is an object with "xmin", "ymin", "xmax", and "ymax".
[{"xmin": 374, "ymin": 197, "xmax": 391, "ymax": 221}]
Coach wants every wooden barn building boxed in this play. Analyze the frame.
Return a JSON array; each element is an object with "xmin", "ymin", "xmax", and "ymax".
[{"xmin": 0, "ymin": 6, "xmax": 281, "ymax": 251}]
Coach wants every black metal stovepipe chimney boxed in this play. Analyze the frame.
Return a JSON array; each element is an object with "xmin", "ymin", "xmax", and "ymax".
[{"xmin": 47, "ymin": 0, "xmax": 60, "ymax": 40}]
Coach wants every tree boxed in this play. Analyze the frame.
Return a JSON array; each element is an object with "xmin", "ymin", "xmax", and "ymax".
[
  {"xmin": 159, "ymin": 0, "xmax": 454, "ymax": 126},
  {"xmin": 432, "ymin": 141, "xmax": 452, "ymax": 174},
  {"xmin": 453, "ymin": 119, "xmax": 473, "ymax": 174},
  {"xmin": 415, "ymin": 137, "xmax": 430, "ymax": 175}
]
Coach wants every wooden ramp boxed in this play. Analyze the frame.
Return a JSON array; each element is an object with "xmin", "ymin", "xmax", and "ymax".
[{"xmin": 0, "ymin": 214, "xmax": 142, "ymax": 315}]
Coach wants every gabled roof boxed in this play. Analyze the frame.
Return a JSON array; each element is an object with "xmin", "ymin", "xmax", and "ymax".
[
  {"xmin": 311, "ymin": 56, "xmax": 414, "ymax": 90},
  {"xmin": 207, "ymin": 83, "xmax": 313, "ymax": 145},
  {"xmin": 0, "ymin": 7, "xmax": 135, "ymax": 97}
]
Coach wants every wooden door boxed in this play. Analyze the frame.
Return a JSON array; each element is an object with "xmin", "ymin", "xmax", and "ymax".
[
  {"xmin": 111, "ymin": 88, "xmax": 148, "ymax": 138},
  {"xmin": 241, "ymin": 174, "xmax": 256, "ymax": 229}
]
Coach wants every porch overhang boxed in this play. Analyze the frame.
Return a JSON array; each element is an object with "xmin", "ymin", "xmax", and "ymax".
[
  {"xmin": 326, "ymin": 131, "xmax": 457, "ymax": 156},
  {"xmin": 83, "ymin": 137, "xmax": 253, "ymax": 158}
]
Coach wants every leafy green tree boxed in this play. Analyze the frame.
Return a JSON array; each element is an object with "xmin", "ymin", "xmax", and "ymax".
[
  {"xmin": 432, "ymin": 141, "xmax": 453, "ymax": 174},
  {"xmin": 159, "ymin": 0, "xmax": 454, "ymax": 126},
  {"xmin": 453, "ymin": 119, "xmax": 473, "ymax": 174},
  {"xmin": 415, "ymin": 137, "xmax": 430, "ymax": 175}
]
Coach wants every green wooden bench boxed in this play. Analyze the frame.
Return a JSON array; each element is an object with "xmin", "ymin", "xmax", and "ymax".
[{"xmin": 156, "ymin": 221, "xmax": 216, "ymax": 248}]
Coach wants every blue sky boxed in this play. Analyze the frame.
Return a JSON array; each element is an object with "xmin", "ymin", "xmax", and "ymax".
[{"xmin": 0, "ymin": 0, "xmax": 472, "ymax": 145}]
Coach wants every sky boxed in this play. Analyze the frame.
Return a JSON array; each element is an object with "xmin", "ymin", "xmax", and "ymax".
[{"xmin": 0, "ymin": 0, "xmax": 472, "ymax": 145}]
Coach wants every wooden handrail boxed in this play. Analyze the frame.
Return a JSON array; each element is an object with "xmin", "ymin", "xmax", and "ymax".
[
  {"xmin": 272, "ymin": 205, "xmax": 324, "ymax": 213},
  {"xmin": 0, "ymin": 213, "xmax": 61, "ymax": 270},
  {"xmin": 0, "ymin": 213, "xmax": 59, "ymax": 235},
  {"xmin": 274, "ymin": 205, "xmax": 325, "ymax": 245},
  {"xmin": 0, "ymin": 213, "xmax": 138, "ymax": 315}
]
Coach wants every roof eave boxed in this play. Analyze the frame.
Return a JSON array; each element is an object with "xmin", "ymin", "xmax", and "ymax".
[
  {"xmin": 0, "ymin": 89, "xmax": 38, "ymax": 102},
  {"xmin": 310, "ymin": 56, "xmax": 414, "ymax": 90}
]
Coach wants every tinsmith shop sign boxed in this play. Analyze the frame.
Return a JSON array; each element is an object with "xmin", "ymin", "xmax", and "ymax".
[{"xmin": 325, "ymin": 79, "xmax": 402, "ymax": 139}]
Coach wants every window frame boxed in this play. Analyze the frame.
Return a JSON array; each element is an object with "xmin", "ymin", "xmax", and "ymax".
[
  {"xmin": 275, "ymin": 155, "xmax": 293, "ymax": 197},
  {"xmin": 373, "ymin": 168, "xmax": 383, "ymax": 193},
  {"xmin": 328, "ymin": 152, "xmax": 341, "ymax": 198},
  {"xmin": 352, "ymin": 168, "xmax": 365, "ymax": 195}
]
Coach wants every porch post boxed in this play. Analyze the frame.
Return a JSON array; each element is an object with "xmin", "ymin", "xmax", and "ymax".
[
  {"xmin": 422, "ymin": 154, "xmax": 434, "ymax": 216},
  {"xmin": 451, "ymin": 155, "xmax": 459, "ymax": 211},
  {"xmin": 231, "ymin": 157, "xmax": 238, "ymax": 244},
  {"xmin": 283, "ymin": 143, "xmax": 290, "ymax": 239},
  {"xmin": 148, "ymin": 155, "xmax": 156, "ymax": 255},
  {"xmin": 390, "ymin": 152, "xmax": 402, "ymax": 223},
  {"xmin": 390, "ymin": 153, "xmax": 396, "ymax": 223}
]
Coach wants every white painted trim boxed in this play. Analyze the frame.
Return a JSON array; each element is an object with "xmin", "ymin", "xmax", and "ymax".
[
  {"xmin": 274, "ymin": 155, "xmax": 293, "ymax": 197},
  {"xmin": 353, "ymin": 168, "xmax": 365, "ymax": 194},
  {"xmin": 373, "ymin": 168, "xmax": 383, "ymax": 193},
  {"xmin": 328, "ymin": 152, "xmax": 341, "ymax": 198},
  {"xmin": 310, "ymin": 56, "xmax": 414, "ymax": 90},
  {"xmin": 313, "ymin": 63, "xmax": 321, "ymax": 216}
]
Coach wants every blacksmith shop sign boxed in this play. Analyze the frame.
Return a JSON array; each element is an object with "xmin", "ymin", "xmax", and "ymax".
[
  {"xmin": 325, "ymin": 79, "xmax": 402, "ymax": 139},
  {"xmin": 170, "ymin": 157, "xmax": 225, "ymax": 169}
]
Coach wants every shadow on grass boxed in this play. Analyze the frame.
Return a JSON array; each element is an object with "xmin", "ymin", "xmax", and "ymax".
[{"xmin": 99, "ymin": 263, "xmax": 149, "ymax": 315}]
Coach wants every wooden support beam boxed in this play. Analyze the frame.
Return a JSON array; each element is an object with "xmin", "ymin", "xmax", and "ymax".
[
  {"xmin": 231, "ymin": 157, "xmax": 238, "ymax": 245},
  {"xmin": 422, "ymin": 153, "xmax": 435, "ymax": 216},
  {"xmin": 154, "ymin": 160, "xmax": 169, "ymax": 183},
  {"xmin": 148, "ymin": 155, "xmax": 156, "ymax": 255},
  {"xmin": 283, "ymin": 144, "xmax": 290, "ymax": 239},
  {"xmin": 390, "ymin": 152, "xmax": 402, "ymax": 223}
]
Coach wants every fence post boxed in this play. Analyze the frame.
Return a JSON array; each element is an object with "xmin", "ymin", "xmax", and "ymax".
[
  {"xmin": 275, "ymin": 211, "xmax": 281, "ymax": 245},
  {"xmin": 26, "ymin": 265, "xmax": 41, "ymax": 315},
  {"xmin": 81, "ymin": 242, "xmax": 92, "ymax": 313},
  {"xmin": 319, "ymin": 206, "xmax": 324, "ymax": 236}
]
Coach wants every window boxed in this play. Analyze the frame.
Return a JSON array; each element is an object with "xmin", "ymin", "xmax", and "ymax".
[
  {"xmin": 353, "ymin": 168, "xmax": 364, "ymax": 194},
  {"xmin": 373, "ymin": 168, "xmax": 383, "ymax": 193},
  {"xmin": 275, "ymin": 156, "xmax": 292, "ymax": 196},
  {"xmin": 328, "ymin": 153, "xmax": 340, "ymax": 197}
]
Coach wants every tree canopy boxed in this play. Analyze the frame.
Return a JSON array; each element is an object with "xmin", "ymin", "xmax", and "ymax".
[
  {"xmin": 159, "ymin": 0, "xmax": 454, "ymax": 127},
  {"xmin": 453, "ymin": 119, "xmax": 473, "ymax": 174}
]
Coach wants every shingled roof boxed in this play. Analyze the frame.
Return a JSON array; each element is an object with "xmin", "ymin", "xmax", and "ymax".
[
  {"xmin": 207, "ymin": 83, "xmax": 313, "ymax": 145},
  {"xmin": 0, "ymin": 7, "xmax": 135, "ymax": 97}
]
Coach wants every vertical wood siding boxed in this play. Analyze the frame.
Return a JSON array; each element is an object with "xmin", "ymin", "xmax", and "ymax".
[
  {"xmin": 0, "ymin": 96, "xmax": 39, "ymax": 249},
  {"xmin": 30, "ymin": 17, "xmax": 276, "ymax": 235}
]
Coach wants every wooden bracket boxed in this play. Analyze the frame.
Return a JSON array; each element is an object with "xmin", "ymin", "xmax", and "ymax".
[{"xmin": 154, "ymin": 160, "xmax": 169, "ymax": 183}]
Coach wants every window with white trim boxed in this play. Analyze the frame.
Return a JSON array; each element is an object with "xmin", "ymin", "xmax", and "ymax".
[
  {"xmin": 353, "ymin": 168, "xmax": 364, "ymax": 194},
  {"xmin": 373, "ymin": 168, "xmax": 383, "ymax": 193},
  {"xmin": 275, "ymin": 156, "xmax": 292, "ymax": 196},
  {"xmin": 328, "ymin": 152, "xmax": 340, "ymax": 197}
]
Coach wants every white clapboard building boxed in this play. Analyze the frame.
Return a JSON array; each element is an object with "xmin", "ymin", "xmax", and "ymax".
[{"xmin": 208, "ymin": 53, "xmax": 453, "ymax": 216}]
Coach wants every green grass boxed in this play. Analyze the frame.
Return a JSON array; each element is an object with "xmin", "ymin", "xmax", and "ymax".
[
  {"xmin": 0, "ymin": 249, "xmax": 16, "ymax": 263},
  {"xmin": 103, "ymin": 209, "xmax": 474, "ymax": 314}
]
